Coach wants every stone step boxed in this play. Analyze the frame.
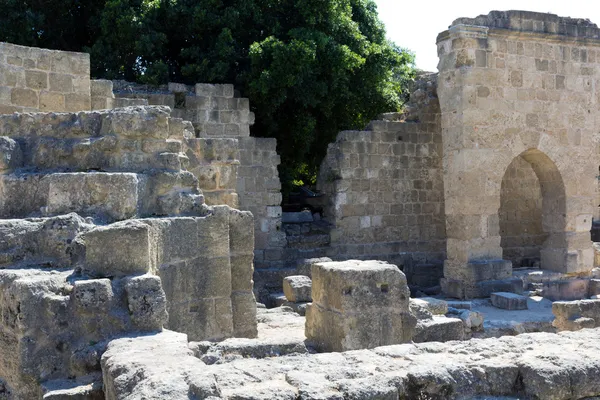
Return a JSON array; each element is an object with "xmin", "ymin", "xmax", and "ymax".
[
  {"xmin": 413, "ymin": 316, "xmax": 465, "ymax": 343},
  {"xmin": 41, "ymin": 373, "xmax": 103, "ymax": 400},
  {"xmin": 490, "ymin": 292, "xmax": 528, "ymax": 310}
]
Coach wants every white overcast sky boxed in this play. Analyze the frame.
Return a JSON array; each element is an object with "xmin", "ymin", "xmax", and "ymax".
[{"xmin": 374, "ymin": 0, "xmax": 600, "ymax": 71}]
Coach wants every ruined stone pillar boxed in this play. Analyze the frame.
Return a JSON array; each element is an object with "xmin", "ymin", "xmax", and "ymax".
[{"xmin": 436, "ymin": 11, "xmax": 600, "ymax": 298}]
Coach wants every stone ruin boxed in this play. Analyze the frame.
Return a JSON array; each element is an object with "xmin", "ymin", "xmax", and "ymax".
[{"xmin": 3, "ymin": 8, "xmax": 600, "ymax": 400}]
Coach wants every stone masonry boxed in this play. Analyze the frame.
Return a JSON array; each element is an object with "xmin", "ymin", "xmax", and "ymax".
[
  {"xmin": 0, "ymin": 42, "xmax": 93, "ymax": 113},
  {"xmin": 110, "ymin": 80, "xmax": 286, "ymax": 294},
  {"xmin": 319, "ymin": 11, "xmax": 600, "ymax": 298},
  {"xmin": 0, "ymin": 43, "xmax": 286, "ymax": 297},
  {"xmin": 0, "ymin": 106, "xmax": 257, "ymax": 398},
  {"xmin": 318, "ymin": 75, "xmax": 446, "ymax": 273},
  {"xmin": 437, "ymin": 11, "xmax": 600, "ymax": 297}
]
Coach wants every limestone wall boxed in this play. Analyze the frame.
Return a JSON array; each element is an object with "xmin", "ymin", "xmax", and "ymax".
[
  {"xmin": 318, "ymin": 75, "xmax": 446, "ymax": 270},
  {"xmin": 185, "ymin": 137, "xmax": 240, "ymax": 208},
  {"xmin": 499, "ymin": 156, "xmax": 545, "ymax": 267},
  {"xmin": 112, "ymin": 81, "xmax": 254, "ymax": 137},
  {"xmin": 110, "ymin": 81, "xmax": 286, "ymax": 285},
  {"xmin": 0, "ymin": 42, "xmax": 91, "ymax": 113},
  {"xmin": 437, "ymin": 11, "xmax": 600, "ymax": 284},
  {"xmin": 237, "ymin": 137, "xmax": 286, "ymax": 270}
]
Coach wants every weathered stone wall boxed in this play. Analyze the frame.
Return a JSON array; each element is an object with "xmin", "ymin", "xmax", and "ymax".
[
  {"xmin": 0, "ymin": 42, "xmax": 91, "ymax": 113},
  {"xmin": 112, "ymin": 81, "xmax": 254, "ymax": 137},
  {"xmin": 437, "ymin": 11, "xmax": 600, "ymax": 297},
  {"xmin": 499, "ymin": 155, "xmax": 545, "ymax": 267},
  {"xmin": 0, "ymin": 106, "xmax": 257, "ymax": 397},
  {"xmin": 110, "ymin": 81, "xmax": 286, "ymax": 290},
  {"xmin": 318, "ymin": 75, "xmax": 446, "ymax": 272},
  {"xmin": 237, "ymin": 137, "xmax": 286, "ymax": 270},
  {"xmin": 185, "ymin": 137, "xmax": 240, "ymax": 208}
]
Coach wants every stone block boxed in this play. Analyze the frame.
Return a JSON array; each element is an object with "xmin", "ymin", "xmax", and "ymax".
[
  {"xmin": 447, "ymin": 301, "xmax": 472, "ymax": 310},
  {"xmin": 283, "ymin": 275, "xmax": 312, "ymax": 303},
  {"xmin": 306, "ymin": 260, "xmax": 416, "ymax": 351},
  {"xmin": 490, "ymin": 292, "xmax": 528, "ymax": 310},
  {"xmin": 91, "ymin": 79, "xmax": 114, "ymax": 97},
  {"xmin": 39, "ymin": 91, "xmax": 65, "ymax": 111},
  {"xmin": 412, "ymin": 316, "xmax": 465, "ymax": 343},
  {"xmin": 0, "ymin": 137, "xmax": 23, "ymax": 171},
  {"xmin": 72, "ymin": 279, "xmax": 113, "ymax": 312},
  {"xmin": 463, "ymin": 260, "xmax": 513, "ymax": 282},
  {"xmin": 25, "ymin": 70, "xmax": 47, "ymax": 90},
  {"xmin": 64, "ymin": 93, "xmax": 91, "ymax": 112},
  {"xmin": 589, "ymin": 279, "xmax": 600, "ymax": 297},
  {"xmin": 46, "ymin": 173, "xmax": 139, "ymax": 222},
  {"xmin": 594, "ymin": 242, "xmax": 600, "ymax": 267},
  {"xmin": 79, "ymin": 220, "xmax": 151, "ymax": 278},
  {"xmin": 125, "ymin": 274, "xmax": 168, "ymax": 331},
  {"xmin": 409, "ymin": 298, "xmax": 433, "ymax": 320},
  {"xmin": 49, "ymin": 73, "xmax": 72, "ymax": 92},
  {"xmin": 167, "ymin": 297, "xmax": 233, "ymax": 341},
  {"xmin": 442, "ymin": 277, "xmax": 524, "ymax": 299},
  {"xmin": 230, "ymin": 254, "xmax": 254, "ymax": 292},
  {"xmin": 542, "ymin": 279, "xmax": 589, "ymax": 301},
  {"xmin": 11, "ymin": 88, "xmax": 38, "ymax": 108},
  {"xmin": 553, "ymin": 299, "xmax": 600, "ymax": 331},
  {"xmin": 231, "ymin": 291, "xmax": 258, "ymax": 338},
  {"xmin": 410, "ymin": 297, "xmax": 448, "ymax": 315},
  {"xmin": 296, "ymin": 257, "xmax": 333, "ymax": 277},
  {"xmin": 168, "ymin": 82, "xmax": 188, "ymax": 93}
]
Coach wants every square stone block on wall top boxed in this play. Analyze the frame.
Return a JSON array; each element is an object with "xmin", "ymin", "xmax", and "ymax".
[{"xmin": 77, "ymin": 220, "xmax": 151, "ymax": 278}]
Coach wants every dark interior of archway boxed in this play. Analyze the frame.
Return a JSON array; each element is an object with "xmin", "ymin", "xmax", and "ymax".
[{"xmin": 499, "ymin": 155, "xmax": 546, "ymax": 268}]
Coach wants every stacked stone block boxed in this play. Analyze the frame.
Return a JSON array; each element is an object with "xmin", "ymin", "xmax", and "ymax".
[
  {"xmin": 0, "ymin": 42, "xmax": 91, "ymax": 113},
  {"xmin": 90, "ymin": 79, "xmax": 115, "ymax": 110},
  {"xmin": 191, "ymin": 83, "xmax": 254, "ymax": 137},
  {"xmin": 112, "ymin": 81, "xmax": 255, "ymax": 138},
  {"xmin": 0, "ymin": 267, "xmax": 168, "ymax": 399},
  {"xmin": 109, "ymin": 81, "xmax": 285, "ymax": 293},
  {"xmin": 318, "ymin": 75, "xmax": 446, "ymax": 271},
  {"xmin": 185, "ymin": 137, "xmax": 240, "ymax": 208},
  {"xmin": 237, "ymin": 137, "xmax": 286, "ymax": 270},
  {"xmin": 305, "ymin": 260, "xmax": 416, "ymax": 352},
  {"xmin": 0, "ymin": 105, "xmax": 258, "ymax": 397}
]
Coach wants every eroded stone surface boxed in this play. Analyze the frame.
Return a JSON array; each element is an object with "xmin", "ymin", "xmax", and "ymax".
[
  {"xmin": 283, "ymin": 275, "xmax": 312, "ymax": 303},
  {"xmin": 103, "ymin": 329, "xmax": 600, "ymax": 400},
  {"xmin": 306, "ymin": 260, "xmax": 416, "ymax": 351}
]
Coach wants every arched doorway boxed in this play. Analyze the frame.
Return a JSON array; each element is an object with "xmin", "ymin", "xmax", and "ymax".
[{"xmin": 499, "ymin": 149, "xmax": 566, "ymax": 270}]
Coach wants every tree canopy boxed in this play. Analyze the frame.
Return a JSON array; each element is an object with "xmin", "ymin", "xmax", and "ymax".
[{"xmin": 0, "ymin": 0, "xmax": 415, "ymax": 190}]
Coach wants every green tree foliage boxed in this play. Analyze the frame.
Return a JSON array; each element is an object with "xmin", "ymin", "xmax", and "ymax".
[
  {"xmin": 0, "ymin": 0, "xmax": 415, "ymax": 188},
  {"xmin": 0, "ymin": 0, "xmax": 105, "ymax": 51}
]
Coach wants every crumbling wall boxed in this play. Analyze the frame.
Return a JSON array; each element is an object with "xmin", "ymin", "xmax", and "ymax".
[
  {"xmin": 185, "ymin": 137, "xmax": 240, "ymax": 208},
  {"xmin": 0, "ymin": 42, "xmax": 91, "ymax": 113},
  {"xmin": 237, "ymin": 137, "xmax": 286, "ymax": 270},
  {"xmin": 110, "ymin": 81, "xmax": 286, "ymax": 289},
  {"xmin": 0, "ymin": 105, "xmax": 257, "ymax": 398},
  {"xmin": 500, "ymin": 156, "xmax": 545, "ymax": 267},
  {"xmin": 112, "ymin": 81, "xmax": 254, "ymax": 137},
  {"xmin": 317, "ymin": 75, "xmax": 446, "ymax": 273}
]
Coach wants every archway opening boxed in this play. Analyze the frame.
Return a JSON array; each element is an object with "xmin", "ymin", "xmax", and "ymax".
[{"xmin": 499, "ymin": 149, "xmax": 566, "ymax": 269}]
